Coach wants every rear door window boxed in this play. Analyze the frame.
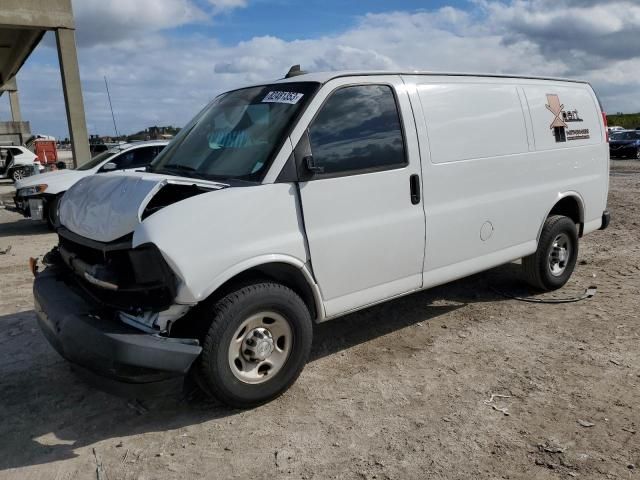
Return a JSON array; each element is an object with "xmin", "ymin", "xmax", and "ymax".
[{"xmin": 308, "ymin": 84, "xmax": 406, "ymax": 176}]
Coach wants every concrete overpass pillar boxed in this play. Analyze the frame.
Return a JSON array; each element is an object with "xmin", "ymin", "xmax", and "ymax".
[
  {"xmin": 4, "ymin": 78, "xmax": 23, "ymax": 122},
  {"xmin": 55, "ymin": 28, "xmax": 90, "ymax": 167},
  {"xmin": 9, "ymin": 89, "xmax": 22, "ymax": 122}
]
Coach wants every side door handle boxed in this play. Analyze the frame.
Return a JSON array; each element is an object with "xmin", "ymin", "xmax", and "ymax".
[{"xmin": 409, "ymin": 174, "xmax": 421, "ymax": 205}]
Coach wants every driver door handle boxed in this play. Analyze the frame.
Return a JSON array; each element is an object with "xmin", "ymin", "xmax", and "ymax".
[{"xmin": 410, "ymin": 174, "xmax": 421, "ymax": 205}]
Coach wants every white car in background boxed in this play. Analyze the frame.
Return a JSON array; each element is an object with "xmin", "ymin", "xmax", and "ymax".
[
  {"xmin": 0, "ymin": 145, "xmax": 45, "ymax": 181},
  {"xmin": 14, "ymin": 140, "xmax": 168, "ymax": 227}
]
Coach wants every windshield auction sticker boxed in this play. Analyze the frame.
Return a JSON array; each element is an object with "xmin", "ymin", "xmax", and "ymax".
[{"xmin": 262, "ymin": 91, "xmax": 304, "ymax": 104}]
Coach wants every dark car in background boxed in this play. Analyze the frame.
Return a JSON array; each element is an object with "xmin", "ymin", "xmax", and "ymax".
[{"xmin": 609, "ymin": 130, "xmax": 640, "ymax": 159}]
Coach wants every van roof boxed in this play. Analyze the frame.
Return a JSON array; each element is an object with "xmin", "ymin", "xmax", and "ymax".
[{"xmin": 270, "ymin": 70, "xmax": 589, "ymax": 85}]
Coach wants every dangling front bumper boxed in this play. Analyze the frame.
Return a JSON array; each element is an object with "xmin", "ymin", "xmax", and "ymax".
[{"xmin": 34, "ymin": 267, "xmax": 202, "ymax": 384}]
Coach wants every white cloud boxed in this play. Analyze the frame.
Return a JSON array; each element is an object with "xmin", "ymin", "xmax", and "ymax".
[
  {"xmin": 15, "ymin": 2, "xmax": 640, "ymax": 138},
  {"xmin": 71, "ymin": 0, "xmax": 208, "ymax": 47},
  {"xmin": 480, "ymin": 0, "xmax": 640, "ymax": 69},
  {"xmin": 70, "ymin": 0, "xmax": 249, "ymax": 47},
  {"xmin": 207, "ymin": 0, "xmax": 248, "ymax": 12}
]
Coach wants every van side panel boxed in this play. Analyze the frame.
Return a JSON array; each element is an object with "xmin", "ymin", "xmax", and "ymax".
[
  {"xmin": 405, "ymin": 75, "xmax": 607, "ymax": 283},
  {"xmin": 420, "ymin": 83, "xmax": 530, "ymax": 164},
  {"xmin": 522, "ymin": 84, "xmax": 602, "ymax": 151},
  {"xmin": 411, "ymin": 78, "xmax": 537, "ymax": 274},
  {"xmin": 522, "ymin": 84, "xmax": 608, "ymax": 229}
]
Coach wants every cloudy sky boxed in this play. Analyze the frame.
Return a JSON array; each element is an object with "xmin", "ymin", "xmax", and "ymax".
[{"xmin": 1, "ymin": 0, "xmax": 639, "ymax": 138}]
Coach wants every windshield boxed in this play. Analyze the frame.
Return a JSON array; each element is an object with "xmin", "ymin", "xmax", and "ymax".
[
  {"xmin": 149, "ymin": 82, "xmax": 318, "ymax": 181},
  {"xmin": 76, "ymin": 146, "xmax": 126, "ymax": 171}
]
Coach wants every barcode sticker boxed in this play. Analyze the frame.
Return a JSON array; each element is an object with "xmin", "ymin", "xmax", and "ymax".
[{"xmin": 262, "ymin": 91, "xmax": 304, "ymax": 104}]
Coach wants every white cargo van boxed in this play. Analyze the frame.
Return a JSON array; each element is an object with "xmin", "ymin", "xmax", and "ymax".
[{"xmin": 34, "ymin": 70, "xmax": 610, "ymax": 407}]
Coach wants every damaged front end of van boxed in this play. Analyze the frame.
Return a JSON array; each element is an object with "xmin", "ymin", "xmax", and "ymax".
[
  {"xmin": 32, "ymin": 81, "xmax": 319, "ymax": 402},
  {"xmin": 32, "ymin": 174, "xmax": 230, "ymax": 384}
]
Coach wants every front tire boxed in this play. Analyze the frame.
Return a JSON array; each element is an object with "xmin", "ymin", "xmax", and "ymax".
[
  {"xmin": 197, "ymin": 282, "xmax": 312, "ymax": 408},
  {"xmin": 522, "ymin": 215, "xmax": 579, "ymax": 291},
  {"xmin": 46, "ymin": 195, "xmax": 61, "ymax": 230},
  {"xmin": 11, "ymin": 168, "xmax": 25, "ymax": 182}
]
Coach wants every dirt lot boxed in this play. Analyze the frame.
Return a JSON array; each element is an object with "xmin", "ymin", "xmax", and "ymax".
[{"xmin": 0, "ymin": 162, "xmax": 638, "ymax": 480}]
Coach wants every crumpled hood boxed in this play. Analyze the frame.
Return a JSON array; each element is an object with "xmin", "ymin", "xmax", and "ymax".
[{"xmin": 59, "ymin": 172, "xmax": 225, "ymax": 243}]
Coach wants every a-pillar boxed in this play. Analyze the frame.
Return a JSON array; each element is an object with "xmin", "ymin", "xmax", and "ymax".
[{"xmin": 55, "ymin": 27, "xmax": 90, "ymax": 167}]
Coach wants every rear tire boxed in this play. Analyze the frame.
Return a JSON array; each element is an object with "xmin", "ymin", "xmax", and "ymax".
[
  {"xmin": 522, "ymin": 215, "xmax": 579, "ymax": 291},
  {"xmin": 197, "ymin": 282, "xmax": 312, "ymax": 408}
]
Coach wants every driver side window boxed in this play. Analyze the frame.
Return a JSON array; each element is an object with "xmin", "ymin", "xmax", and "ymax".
[{"xmin": 307, "ymin": 84, "xmax": 406, "ymax": 177}]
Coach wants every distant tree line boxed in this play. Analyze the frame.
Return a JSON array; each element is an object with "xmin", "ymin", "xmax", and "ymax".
[{"xmin": 607, "ymin": 113, "xmax": 640, "ymax": 130}]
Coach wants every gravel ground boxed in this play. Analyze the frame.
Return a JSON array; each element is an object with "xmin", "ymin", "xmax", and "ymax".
[{"xmin": 0, "ymin": 162, "xmax": 638, "ymax": 480}]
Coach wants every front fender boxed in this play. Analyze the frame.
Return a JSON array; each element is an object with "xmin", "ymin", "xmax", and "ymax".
[
  {"xmin": 201, "ymin": 254, "xmax": 325, "ymax": 319},
  {"xmin": 132, "ymin": 183, "xmax": 309, "ymax": 304}
]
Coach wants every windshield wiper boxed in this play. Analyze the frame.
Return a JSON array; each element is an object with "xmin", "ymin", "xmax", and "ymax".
[
  {"xmin": 163, "ymin": 164, "xmax": 197, "ymax": 171},
  {"xmin": 151, "ymin": 165, "xmax": 215, "ymax": 182}
]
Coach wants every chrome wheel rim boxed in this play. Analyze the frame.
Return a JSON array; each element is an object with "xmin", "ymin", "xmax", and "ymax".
[
  {"xmin": 228, "ymin": 311, "xmax": 292, "ymax": 384},
  {"xmin": 548, "ymin": 233, "xmax": 571, "ymax": 277},
  {"xmin": 13, "ymin": 169, "xmax": 23, "ymax": 181}
]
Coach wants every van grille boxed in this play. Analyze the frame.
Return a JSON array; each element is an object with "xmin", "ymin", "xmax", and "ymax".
[{"xmin": 56, "ymin": 228, "xmax": 177, "ymax": 312}]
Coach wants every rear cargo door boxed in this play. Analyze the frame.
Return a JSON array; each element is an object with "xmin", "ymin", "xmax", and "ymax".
[{"xmin": 296, "ymin": 77, "xmax": 426, "ymax": 317}]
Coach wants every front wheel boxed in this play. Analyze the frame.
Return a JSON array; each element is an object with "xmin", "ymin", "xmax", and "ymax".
[
  {"xmin": 11, "ymin": 168, "xmax": 25, "ymax": 182},
  {"xmin": 46, "ymin": 195, "xmax": 61, "ymax": 230},
  {"xmin": 197, "ymin": 282, "xmax": 313, "ymax": 408},
  {"xmin": 522, "ymin": 215, "xmax": 579, "ymax": 291}
]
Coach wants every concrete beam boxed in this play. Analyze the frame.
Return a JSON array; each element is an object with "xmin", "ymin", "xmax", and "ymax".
[
  {"xmin": 56, "ymin": 28, "xmax": 89, "ymax": 167},
  {"xmin": 0, "ymin": 77, "xmax": 17, "ymax": 92},
  {"xmin": 0, "ymin": 120, "xmax": 30, "ymax": 145},
  {"xmin": 0, "ymin": 0, "xmax": 74, "ymax": 30},
  {"xmin": 0, "ymin": 28, "xmax": 44, "ymax": 86}
]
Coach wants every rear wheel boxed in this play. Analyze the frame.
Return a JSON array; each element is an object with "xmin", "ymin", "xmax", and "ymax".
[
  {"xmin": 636, "ymin": 147, "xmax": 640, "ymax": 160},
  {"xmin": 197, "ymin": 282, "xmax": 312, "ymax": 408},
  {"xmin": 522, "ymin": 215, "xmax": 579, "ymax": 291}
]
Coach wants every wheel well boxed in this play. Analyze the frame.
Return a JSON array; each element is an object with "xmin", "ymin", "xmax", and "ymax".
[
  {"xmin": 208, "ymin": 263, "xmax": 319, "ymax": 321},
  {"xmin": 549, "ymin": 196, "xmax": 583, "ymax": 235}
]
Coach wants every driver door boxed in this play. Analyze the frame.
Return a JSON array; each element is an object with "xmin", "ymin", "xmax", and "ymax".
[{"xmin": 296, "ymin": 79, "xmax": 426, "ymax": 317}]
